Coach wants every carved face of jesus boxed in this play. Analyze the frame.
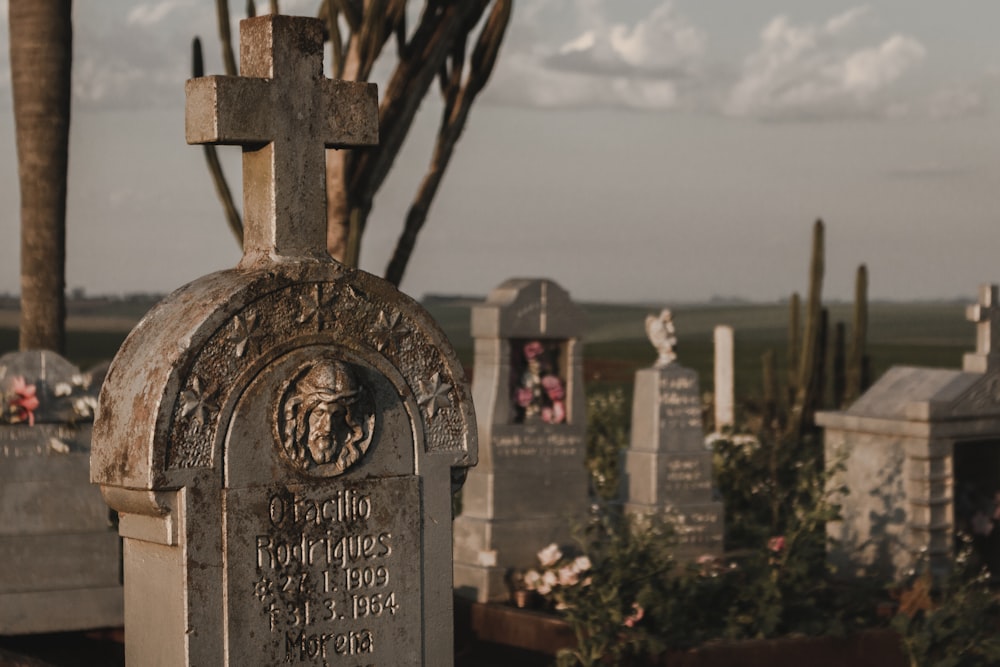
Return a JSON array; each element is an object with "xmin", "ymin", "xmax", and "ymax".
[{"xmin": 306, "ymin": 398, "xmax": 345, "ymax": 464}]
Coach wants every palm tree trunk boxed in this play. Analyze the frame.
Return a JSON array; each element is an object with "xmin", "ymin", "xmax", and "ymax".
[{"xmin": 9, "ymin": 0, "xmax": 72, "ymax": 353}]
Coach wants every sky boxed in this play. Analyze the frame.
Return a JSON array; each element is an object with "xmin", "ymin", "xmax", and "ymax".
[{"xmin": 0, "ymin": 0, "xmax": 999, "ymax": 304}]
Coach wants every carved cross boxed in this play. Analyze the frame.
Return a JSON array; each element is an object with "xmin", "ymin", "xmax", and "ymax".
[
  {"xmin": 965, "ymin": 283, "xmax": 1000, "ymax": 372},
  {"xmin": 185, "ymin": 15, "xmax": 377, "ymax": 263}
]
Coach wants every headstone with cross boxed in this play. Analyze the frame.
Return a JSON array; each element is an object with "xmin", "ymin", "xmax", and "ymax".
[
  {"xmin": 453, "ymin": 278, "xmax": 589, "ymax": 602},
  {"xmin": 964, "ymin": 283, "xmax": 1000, "ymax": 373},
  {"xmin": 92, "ymin": 15, "xmax": 475, "ymax": 666}
]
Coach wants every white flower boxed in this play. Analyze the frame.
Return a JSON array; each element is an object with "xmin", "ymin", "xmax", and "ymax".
[
  {"xmin": 54, "ymin": 382, "xmax": 72, "ymax": 397},
  {"xmin": 557, "ymin": 566, "xmax": 579, "ymax": 587},
  {"xmin": 537, "ymin": 570, "xmax": 558, "ymax": 594},
  {"xmin": 537, "ymin": 543, "xmax": 563, "ymax": 568},
  {"xmin": 571, "ymin": 555, "xmax": 592, "ymax": 574},
  {"xmin": 523, "ymin": 570, "xmax": 542, "ymax": 591}
]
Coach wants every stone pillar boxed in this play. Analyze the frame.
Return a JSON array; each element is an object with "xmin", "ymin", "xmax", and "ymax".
[{"xmin": 713, "ymin": 325, "xmax": 734, "ymax": 431}]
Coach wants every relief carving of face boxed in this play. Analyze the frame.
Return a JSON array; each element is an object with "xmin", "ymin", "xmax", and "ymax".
[{"xmin": 276, "ymin": 357, "xmax": 375, "ymax": 476}]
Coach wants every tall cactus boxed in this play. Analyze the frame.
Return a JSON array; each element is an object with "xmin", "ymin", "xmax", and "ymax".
[
  {"xmin": 787, "ymin": 292, "xmax": 801, "ymax": 406},
  {"xmin": 845, "ymin": 264, "xmax": 868, "ymax": 405},
  {"xmin": 832, "ymin": 321, "xmax": 846, "ymax": 408},
  {"xmin": 788, "ymin": 219, "xmax": 825, "ymax": 440}
]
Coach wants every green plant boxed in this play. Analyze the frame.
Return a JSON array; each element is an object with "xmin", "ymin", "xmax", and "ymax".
[
  {"xmin": 585, "ymin": 389, "xmax": 630, "ymax": 502},
  {"xmin": 892, "ymin": 543, "xmax": 1000, "ymax": 667},
  {"xmin": 551, "ymin": 507, "xmax": 674, "ymax": 667}
]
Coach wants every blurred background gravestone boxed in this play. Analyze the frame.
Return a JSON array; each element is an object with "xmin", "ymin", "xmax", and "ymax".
[
  {"xmin": 820, "ymin": 283, "xmax": 1000, "ymax": 579},
  {"xmin": 0, "ymin": 350, "xmax": 122, "ymax": 635},
  {"xmin": 453, "ymin": 278, "xmax": 588, "ymax": 602},
  {"xmin": 623, "ymin": 310, "xmax": 724, "ymax": 561},
  {"xmin": 91, "ymin": 15, "xmax": 475, "ymax": 666}
]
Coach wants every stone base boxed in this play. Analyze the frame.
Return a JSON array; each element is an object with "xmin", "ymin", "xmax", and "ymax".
[
  {"xmin": 0, "ymin": 586, "xmax": 123, "ymax": 635},
  {"xmin": 625, "ymin": 500, "xmax": 724, "ymax": 562},
  {"xmin": 454, "ymin": 562, "xmax": 511, "ymax": 604}
]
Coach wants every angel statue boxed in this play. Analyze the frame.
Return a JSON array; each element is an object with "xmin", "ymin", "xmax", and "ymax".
[{"xmin": 645, "ymin": 309, "xmax": 677, "ymax": 367}]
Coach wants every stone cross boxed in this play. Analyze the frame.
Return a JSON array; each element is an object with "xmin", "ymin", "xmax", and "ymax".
[
  {"xmin": 185, "ymin": 15, "xmax": 376, "ymax": 261},
  {"xmin": 93, "ymin": 15, "xmax": 475, "ymax": 667},
  {"xmin": 964, "ymin": 283, "xmax": 1000, "ymax": 373}
]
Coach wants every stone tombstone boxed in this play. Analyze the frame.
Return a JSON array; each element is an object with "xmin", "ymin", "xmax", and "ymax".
[
  {"xmin": 91, "ymin": 16, "xmax": 475, "ymax": 666},
  {"xmin": 623, "ymin": 310, "xmax": 723, "ymax": 561},
  {"xmin": 453, "ymin": 278, "xmax": 588, "ymax": 602},
  {"xmin": 820, "ymin": 283, "xmax": 1000, "ymax": 579},
  {"xmin": 0, "ymin": 350, "xmax": 122, "ymax": 634}
]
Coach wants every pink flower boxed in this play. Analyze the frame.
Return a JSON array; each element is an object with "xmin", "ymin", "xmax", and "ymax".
[
  {"xmin": 515, "ymin": 387, "xmax": 534, "ymax": 408},
  {"xmin": 537, "ymin": 543, "xmax": 563, "ymax": 568},
  {"xmin": 10, "ymin": 376, "xmax": 39, "ymax": 426},
  {"xmin": 541, "ymin": 401, "xmax": 566, "ymax": 424},
  {"xmin": 623, "ymin": 603, "xmax": 645, "ymax": 628},
  {"xmin": 541, "ymin": 375, "xmax": 565, "ymax": 401},
  {"xmin": 523, "ymin": 341, "xmax": 544, "ymax": 360},
  {"xmin": 768, "ymin": 536, "xmax": 786, "ymax": 553}
]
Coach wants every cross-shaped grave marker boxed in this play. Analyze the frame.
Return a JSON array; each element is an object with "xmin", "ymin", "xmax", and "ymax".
[
  {"xmin": 94, "ymin": 14, "xmax": 476, "ymax": 666},
  {"xmin": 185, "ymin": 14, "xmax": 377, "ymax": 262},
  {"xmin": 964, "ymin": 283, "xmax": 1000, "ymax": 372}
]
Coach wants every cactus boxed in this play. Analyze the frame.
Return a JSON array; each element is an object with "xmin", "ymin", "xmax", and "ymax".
[
  {"xmin": 787, "ymin": 292, "xmax": 801, "ymax": 405},
  {"xmin": 788, "ymin": 219, "xmax": 824, "ymax": 440},
  {"xmin": 845, "ymin": 264, "xmax": 868, "ymax": 404},
  {"xmin": 762, "ymin": 348, "xmax": 778, "ymax": 432},
  {"xmin": 832, "ymin": 321, "xmax": 846, "ymax": 408}
]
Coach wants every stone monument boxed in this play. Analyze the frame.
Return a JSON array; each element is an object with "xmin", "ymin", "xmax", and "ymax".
[
  {"xmin": 0, "ymin": 350, "xmax": 121, "ymax": 634},
  {"xmin": 91, "ymin": 16, "xmax": 475, "ymax": 666},
  {"xmin": 820, "ymin": 284, "xmax": 1000, "ymax": 579},
  {"xmin": 623, "ymin": 310, "xmax": 723, "ymax": 561},
  {"xmin": 713, "ymin": 325, "xmax": 734, "ymax": 432},
  {"xmin": 453, "ymin": 278, "xmax": 588, "ymax": 602}
]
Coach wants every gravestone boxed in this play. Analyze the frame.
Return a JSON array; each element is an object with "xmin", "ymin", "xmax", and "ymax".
[
  {"xmin": 0, "ymin": 350, "xmax": 122, "ymax": 634},
  {"xmin": 820, "ymin": 284, "xmax": 1000, "ymax": 579},
  {"xmin": 91, "ymin": 15, "xmax": 475, "ymax": 666},
  {"xmin": 623, "ymin": 310, "xmax": 723, "ymax": 561},
  {"xmin": 453, "ymin": 278, "xmax": 588, "ymax": 603},
  {"xmin": 713, "ymin": 325, "xmax": 734, "ymax": 432}
]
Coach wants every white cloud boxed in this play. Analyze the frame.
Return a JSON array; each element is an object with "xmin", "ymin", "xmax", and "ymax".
[
  {"xmin": 725, "ymin": 9, "xmax": 926, "ymax": 120},
  {"xmin": 926, "ymin": 85, "xmax": 986, "ymax": 119},
  {"xmin": 488, "ymin": 0, "xmax": 705, "ymax": 110},
  {"xmin": 127, "ymin": 2, "xmax": 183, "ymax": 28}
]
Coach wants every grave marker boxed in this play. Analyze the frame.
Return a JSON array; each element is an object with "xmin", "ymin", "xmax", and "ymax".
[
  {"xmin": 0, "ymin": 350, "xmax": 121, "ymax": 634},
  {"xmin": 623, "ymin": 310, "xmax": 723, "ymax": 561},
  {"xmin": 453, "ymin": 279, "xmax": 588, "ymax": 602},
  {"xmin": 821, "ymin": 283, "xmax": 1000, "ymax": 578},
  {"xmin": 92, "ymin": 15, "xmax": 475, "ymax": 665}
]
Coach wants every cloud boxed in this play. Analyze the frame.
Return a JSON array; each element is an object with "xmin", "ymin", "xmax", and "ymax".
[
  {"xmin": 127, "ymin": 1, "xmax": 184, "ymax": 28},
  {"xmin": 486, "ymin": 0, "xmax": 706, "ymax": 110},
  {"xmin": 725, "ymin": 7, "xmax": 926, "ymax": 120}
]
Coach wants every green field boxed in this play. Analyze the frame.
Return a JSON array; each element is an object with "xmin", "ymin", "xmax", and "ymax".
[
  {"xmin": 422, "ymin": 298, "xmax": 973, "ymax": 406},
  {"xmin": 1, "ymin": 297, "xmax": 973, "ymax": 409}
]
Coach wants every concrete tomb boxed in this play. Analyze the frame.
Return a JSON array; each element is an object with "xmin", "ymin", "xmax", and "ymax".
[
  {"xmin": 623, "ymin": 310, "xmax": 723, "ymax": 561},
  {"xmin": 0, "ymin": 350, "xmax": 122, "ymax": 634},
  {"xmin": 92, "ymin": 16, "xmax": 475, "ymax": 666},
  {"xmin": 821, "ymin": 284, "xmax": 1000, "ymax": 579},
  {"xmin": 453, "ymin": 278, "xmax": 589, "ymax": 602}
]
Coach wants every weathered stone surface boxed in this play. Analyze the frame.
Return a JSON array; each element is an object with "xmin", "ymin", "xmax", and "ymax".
[
  {"xmin": 0, "ymin": 353, "xmax": 121, "ymax": 636},
  {"xmin": 92, "ymin": 15, "xmax": 474, "ymax": 666},
  {"xmin": 713, "ymin": 325, "xmax": 734, "ymax": 431},
  {"xmin": 821, "ymin": 284, "xmax": 1000, "ymax": 579},
  {"xmin": 623, "ymin": 328, "xmax": 723, "ymax": 560},
  {"xmin": 454, "ymin": 279, "xmax": 589, "ymax": 602}
]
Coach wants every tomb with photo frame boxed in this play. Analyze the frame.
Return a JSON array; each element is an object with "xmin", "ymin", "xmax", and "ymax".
[
  {"xmin": 453, "ymin": 278, "xmax": 589, "ymax": 603},
  {"xmin": 820, "ymin": 283, "xmax": 1000, "ymax": 578},
  {"xmin": 91, "ymin": 15, "xmax": 476, "ymax": 666}
]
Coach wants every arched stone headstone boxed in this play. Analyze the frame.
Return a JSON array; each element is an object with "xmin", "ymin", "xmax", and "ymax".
[{"xmin": 92, "ymin": 15, "xmax": 475, "ymax": 666}]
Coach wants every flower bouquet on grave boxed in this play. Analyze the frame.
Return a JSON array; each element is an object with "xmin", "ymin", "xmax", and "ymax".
[
  {"xmin": 513, "ymin": 340, "xmax": 567, "ymax": 424},
  {"xmin": 2, "ymin": 376, "xmax": 39, "ymax": 425}
]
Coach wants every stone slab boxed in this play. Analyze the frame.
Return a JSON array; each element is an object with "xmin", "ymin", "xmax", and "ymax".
[
  {"xmin": 0, "ymin": 586, "xmax": 123, "ymax": 635},
  {"xmin": 461, "ymin": 468, "xmax": 590, "ymax": 521},
  {"xmin": 0, "ymin": 533, "xmax": 120, "ymax": 593},
  {"xmin": 0, "ymin": 479, "xmax": 111, "ymax": 535},
  {"xmin": 0, "ymin": 425, "xmax": 93, "ymax": 481}
]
